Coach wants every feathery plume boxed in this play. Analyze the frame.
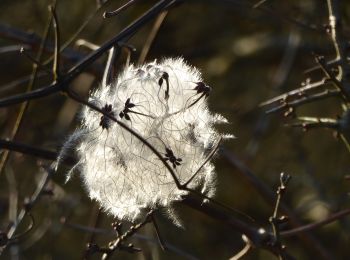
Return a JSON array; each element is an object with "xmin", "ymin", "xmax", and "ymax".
[{"xmin": 59, "ymin": 57, "xmax": 233, "ymax": 224}]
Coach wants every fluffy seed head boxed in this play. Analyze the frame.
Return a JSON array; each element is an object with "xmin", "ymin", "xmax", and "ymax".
[{"xmin": 59, "ymin": 57, "xmax": 233, "ymax": 223}]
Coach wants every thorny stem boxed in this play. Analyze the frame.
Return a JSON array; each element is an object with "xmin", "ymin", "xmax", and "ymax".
[
  {"xmin": 314, "ymin": 54, "xmax": 350, "ymax": 102},
  {"xmin": 101, "ymin": 210, "xmax": 153, "ymax": 259},
  {"xmin": 326, "ymin": 0, "xmax": 350, "ymax": 102},
  {"xmin": 221, "ymin": 148, "xmax": 333, "ymax": 259},
  {"xmin": 260, "ymin": 79, "xmax": 328, "ymax": 108},
  {"xmin": 269, "ymin": 173, "xmax": 292, "ymax": 260},
  {"xmin": 83, "ymin": 207, "xmax": 102, "ymax": 259},
  {"xmin": 262, "ymin": 0, "xmax": 350, "ymax": 130},
  {"xmin": 265, "ymin": 88, "xmax": 340, "ymax": 115},
  {"xmin": 62, "ymin": 218, "xmax": 198, "ymax": 260},
  {"xmin": 182, "ymin": 194, "xmax": 294, "ymax": 260},
  {"xmin": 327, "ymin": 0, "xmax": 342, "ymax": 58},
  {"xmin": 288, "ymin": 117, "xmax": 339, "ymax": 130}
]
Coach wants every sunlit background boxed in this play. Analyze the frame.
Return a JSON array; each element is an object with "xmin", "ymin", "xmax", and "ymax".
[{"xmin": 0, "ymin": 0, "xmax": 350, "ymax": 259}]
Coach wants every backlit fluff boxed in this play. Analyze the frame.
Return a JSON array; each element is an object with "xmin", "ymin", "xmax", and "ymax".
[{"xmin": 59, "ymin": 58, "xmax": 233, "ymax": 224}]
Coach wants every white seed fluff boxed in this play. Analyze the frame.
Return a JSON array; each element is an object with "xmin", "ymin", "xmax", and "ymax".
[{"xmin": 59, "ymin": 57, "xmax": 233, "ymax": 224}]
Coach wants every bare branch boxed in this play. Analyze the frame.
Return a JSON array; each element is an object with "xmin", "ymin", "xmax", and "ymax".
[
  {"xmin": 230, "ymin": 235, "xmax": 251, "ymax": 260},
  {"xmin": 268, "ymin": 173, "xmax": 293, "ymax": 260},
  {"xmin": 138, "ymin": 10, "xmax": 168, "ymax": 64},
  {"xmin": 0, "ymin": 139, "xmax": 75, "ymax": 165},
  {"xmin": 265, "ymin": 89, "xmax": 340, "ymax": 115},
  {"xmin": 288, "ymin": 117, "xmax": 339, "ymax": 130},
  {"xmin": 0, "ymin": 166, "xmax": 54, "ymax": 255},
  {"xmin": 261, "ymin": 79, "xmax": 328, "ymax": 108},
  {"xmin": 281, "ymin": 208, "xmax": 350, "ymax": 237},
  {"xmin": 0, "ymin": 0, "xmax": 178, "ymax": 108},
  {"xmin": 103, "ymin": 0, "xmax": 140, "ymax": 18},
  {"xmin": 0, "ymin": 5, "xmax": 55, "ymax": 177}
]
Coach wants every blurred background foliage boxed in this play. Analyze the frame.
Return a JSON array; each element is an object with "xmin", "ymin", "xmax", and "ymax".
[{"xmin": 0, "ymin": 0, "xmax": 350, "ymax": 259}]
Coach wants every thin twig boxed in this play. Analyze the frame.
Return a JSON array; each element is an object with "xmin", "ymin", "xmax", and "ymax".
[
  {"xmin": 103, "ymin": 0, "xmax": 139, "ymax": 18},
  {"xmin": 0, "ymin": 3, "xmax": 55, "ymax": 177},
  {"xmin": 222, "ymin": 0, "xmax": 322, "ymax": 32},
  {"xmin": 62, "ymin": 218, "xmax": 198, "ymax": 260},
  {"xmin": 182, "ymin": 194, "xmax": 296, "ymax": 259},
  {"xmin": 220, "ymin": 148, "xmax": 332, "ymax": 259},
  {"xmin": 0, "ymin": 23, "xmax": 73, "ymax": 61},
  {"xmin": 269, "ymin": 173, "xmax": 293, "ymax": 260},
  {"xmin": 19, "ymin": 47, "xmax": 52, "ymax": 75},
  {"xmin": 314, "ymin": 54, "xmax": 350, "ymax": 102},
  {"xmin": 151, "ymin": 213, "xmax": 167, "ymax": 251},
  {"xmin": 265, "ymin": 89, "xmax": 340, "ymax": 114},
  {"xmin": 326, "ymin": 0, "xmax": 350, "ymax": 100},
  {"xmin": 138, "ymin": 10, "xmax": 168, "ymax": 64},
  {"xmin": 0, "ymin": 72, "xmax": 46, "ymax": 95},
  {"xmin": 101, "ymin": 211, "xmax": 153, "ymax": 259},
  {"xmin": 230, "ymin": 235, "xmax": 251, "ymax": 260},
  {"xmin": 183, "ymin": 137, "xmax": 222, "ymax": 187},
  {"xmin": 339, "ymin": 133, "xmax": 350, "ymax": 154},
  {"xmin": 253, "ymin": 0, "xmax": 268, "ymax": 9},
  {"xmin": 281, "ymin": 208, "xmax": 350, "ymax": 237},
  {"xmin": 0, "ymin": 166, "xmax": 53, "ymax": 255},
  {"xmin": 0, "ymin": 0, "xmax": 178, "ymax": 108},
  {"xmin": 0, "ymin": 139, "xmax": 75, "ymax": 165},
  {"xmin": 270, "ymin": 173, "xmax": 291, "ymax": 244},
  {"xmin": 5, "ymin": 167, "xmax": 18, "ymax": 223},
  {"xmin": 260, "ymin": 79, "xmax": 327, "ymax": 108},
  {"xmin": 49, "ymin": 5, "xmax": 61, "ymax": 81},
  {"xmin": 288, "ymin": 117, "xmax": 339, "ymax": 130},
  {"xmin": 102, "ymin": 47, "xmax": 118, "ymax": 87}
]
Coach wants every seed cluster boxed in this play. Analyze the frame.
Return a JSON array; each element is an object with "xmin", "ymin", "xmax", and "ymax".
[{"xmin": 60, "ymin": 58, "xmax": 232, "ymax": 223}]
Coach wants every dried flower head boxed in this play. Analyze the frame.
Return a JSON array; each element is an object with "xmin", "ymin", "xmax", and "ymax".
[{"xmin": 58, "ymin": 57, "xmax": 233, "ymax": 224}]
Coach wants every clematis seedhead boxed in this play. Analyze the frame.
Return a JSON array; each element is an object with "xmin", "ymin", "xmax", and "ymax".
[{"xmin": 58, "ymin": 57, "xmax": 233, "ymax": 225}]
